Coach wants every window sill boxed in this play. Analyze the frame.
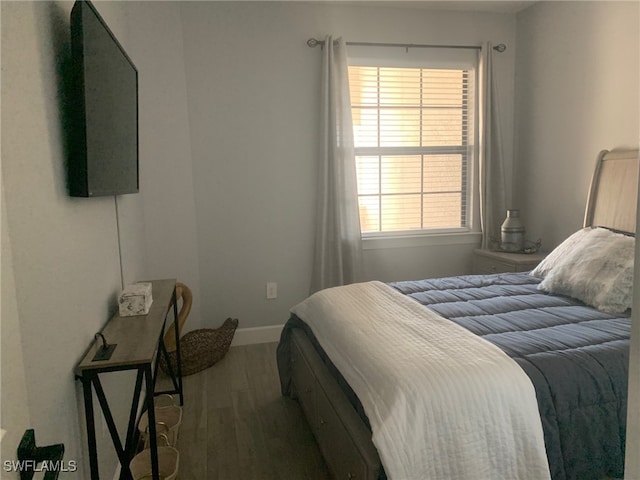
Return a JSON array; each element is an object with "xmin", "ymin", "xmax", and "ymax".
[{"xmin": 362, "ymin": 231, "xmax": 481, "ymax": 250}]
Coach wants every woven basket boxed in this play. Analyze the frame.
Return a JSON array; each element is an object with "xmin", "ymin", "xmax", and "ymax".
[
  {"xmin": 160, "ymin": 317, "xmax": 238, "ymax": 376},
  {"xmin": 130, "ymin": 444, "xmax": 179, "ymax": 480},
  {"xmin": 138, "ymin": 403, "xmax": 182, "ymax": 447}
]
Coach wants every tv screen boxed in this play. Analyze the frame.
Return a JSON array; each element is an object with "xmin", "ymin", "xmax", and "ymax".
[{"xmin": 69, "ymin": 0, "xmax": 138, "ymax": 197}]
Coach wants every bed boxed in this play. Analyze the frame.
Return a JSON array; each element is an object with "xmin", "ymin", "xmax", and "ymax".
[{"xmin": 277, "ymin": 148, "xmax": 638, "ymax": 480}]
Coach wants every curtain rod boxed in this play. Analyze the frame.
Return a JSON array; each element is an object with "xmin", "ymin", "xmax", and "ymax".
[{"xmin": 306, "ymin": 38, "xmax": 507, "ymax": 52}]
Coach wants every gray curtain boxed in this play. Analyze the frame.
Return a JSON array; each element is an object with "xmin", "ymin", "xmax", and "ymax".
[
  {"xmin": 310, "ymin": 36, "xmax": 363, "ymax": 294},
  {"xmin": 479, "ymin": 42, "xmax": 507, "ymax": 249}
]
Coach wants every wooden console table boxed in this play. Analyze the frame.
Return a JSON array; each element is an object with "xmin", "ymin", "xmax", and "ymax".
[{"xmin": 75, "ymin": 279, "xmax": 183, "ymax": 480}]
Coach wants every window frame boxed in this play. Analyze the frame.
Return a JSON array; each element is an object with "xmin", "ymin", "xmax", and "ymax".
[{"xmin": 347, "ymin": 47, "xmax": 480, "ymax": 241}]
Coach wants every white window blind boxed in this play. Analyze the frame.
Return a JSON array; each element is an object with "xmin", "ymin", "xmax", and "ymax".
[{"xmin": 348, "ymin": 47, "xmax": 477, "ymax": 235}]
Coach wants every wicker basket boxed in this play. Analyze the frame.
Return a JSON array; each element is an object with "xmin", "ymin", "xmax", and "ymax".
[
  {"xmin": 160, "ymin": 317, "xmax": 238, "ymax": 376},
  {"xmin": 130, "ymin": 443, "xmax": 179, "ymax": 480},
  {"xmin": 138, "ymin": 403, "xmax": 182, "ymax": 447}
]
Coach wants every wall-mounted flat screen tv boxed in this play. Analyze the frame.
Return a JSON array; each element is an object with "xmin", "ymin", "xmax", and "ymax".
[{"xmin": 69, "ymin": 0, "xmax": 138, "ymax": 197}]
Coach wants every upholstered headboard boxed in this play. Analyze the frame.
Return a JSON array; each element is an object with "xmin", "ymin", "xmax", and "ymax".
[{"xmin": 583, "ymin": 148, "xmax": 640, "ymax": 235}]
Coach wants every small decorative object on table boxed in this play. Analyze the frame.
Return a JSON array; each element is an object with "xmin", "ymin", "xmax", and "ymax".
[
  {"xmin": 119, "ymin": 282, "xmax": 153, "ymax": 317},
  {"xmin": 501, "ymin": 209, "xmax": 526, "ymax": 252}
]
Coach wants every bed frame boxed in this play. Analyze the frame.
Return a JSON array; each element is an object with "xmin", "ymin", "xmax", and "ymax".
[
  {"xmin": 289, "ymin": 148, "xmax": 639, "ymax": 480},
  {"xmin": 584, "ymin": 148, "xmax": 639, "ymax": 233},
  {"xmin": 290, "ymin": 328, "xmax": 382, "ymax": 479}
]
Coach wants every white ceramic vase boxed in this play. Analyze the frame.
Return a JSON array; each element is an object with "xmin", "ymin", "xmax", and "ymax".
[{"xmin": 501, "ymin": 209, "xmax": 525, "ymax": 252}]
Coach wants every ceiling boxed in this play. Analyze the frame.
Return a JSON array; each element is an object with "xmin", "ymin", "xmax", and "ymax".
[{"xmin": 332, "ymin": 1, "xmax": 538, "ymax": 14}]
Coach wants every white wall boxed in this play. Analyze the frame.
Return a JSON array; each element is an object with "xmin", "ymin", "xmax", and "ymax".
[
  {"xmin": 1, "ymin": 182, "xmax": 31, "ymax": 479},
  {"xmin": 514, "ymin": 1, "xmax": 639, "ymax": 248},
  {"xmin": 179, "ymin": 1, "xmax": 516, "ymax": 329},
  {"xmin": 1, "ymin": 1, "xmax": 148, "ymax": 477},
  {"xmin": 122, "ymin": 1, "xmax": 204, "ymax": 330}
]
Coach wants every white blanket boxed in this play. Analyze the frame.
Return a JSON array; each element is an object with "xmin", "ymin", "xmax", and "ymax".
[{"xmin": 291, "ymin": 281, "xmax": 550, "ymax": 480}]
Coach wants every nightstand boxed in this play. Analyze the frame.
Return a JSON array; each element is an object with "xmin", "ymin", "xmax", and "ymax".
[{"xmin": 473, "ymin": 249, "xmax": 546, "ymax": 275}]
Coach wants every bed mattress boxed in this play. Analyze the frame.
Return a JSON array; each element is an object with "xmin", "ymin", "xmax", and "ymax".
[{"xmin": 277, "ymin": 272, "xmax": 630, "ymax": 480}]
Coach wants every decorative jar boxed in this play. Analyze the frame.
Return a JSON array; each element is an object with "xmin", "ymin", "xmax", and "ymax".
[{"xmin": 501, "ymin": 209, "xmax": 525, "ymax": 252}]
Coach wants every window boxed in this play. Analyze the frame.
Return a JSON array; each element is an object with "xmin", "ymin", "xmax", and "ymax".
[{"xmin": 348, "ymin": 48, "xmax": 477, "ymax": 236}]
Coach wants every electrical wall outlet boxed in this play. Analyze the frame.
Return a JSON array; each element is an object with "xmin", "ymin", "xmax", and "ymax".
[{"xmin": 266, "ymin": 282, "xmax": 277, "ymax": 299}]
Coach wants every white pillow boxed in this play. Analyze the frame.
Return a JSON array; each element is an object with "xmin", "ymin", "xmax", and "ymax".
[
  {"xmin": 531, "ymin": 227, "xmax": 607, "ymax": 278},
  {"xmin": 538, "ymin": 228, "xmax": 635, "ymax": 313}
]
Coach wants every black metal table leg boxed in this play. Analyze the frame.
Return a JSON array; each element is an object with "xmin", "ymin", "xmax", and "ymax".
[
  {"xmin": 172, "ymin": 289, "xmax": 184, "ymax": 406},
  {"xmin": 144, "ymin": 363, "xmax": 159, "ymax": 480},
  {"xmin": 82, "ymin": 376, "xmax": 100, "ymax": 480}
]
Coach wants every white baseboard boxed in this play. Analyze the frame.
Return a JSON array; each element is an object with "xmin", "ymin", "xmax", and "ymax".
[{"xmin": 231, "ymin": 324, "xmax": 284, "ymax": 346}]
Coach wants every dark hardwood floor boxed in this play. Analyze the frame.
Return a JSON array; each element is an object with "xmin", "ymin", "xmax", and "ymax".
[{"xmin": 158, "ymin": 342, "xmax": 331, "ymax": 479}]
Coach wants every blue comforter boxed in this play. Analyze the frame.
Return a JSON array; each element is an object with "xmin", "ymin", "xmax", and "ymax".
[{"xmin": 390, "ymin": 272, "xmax": 630, "ymax": 480}]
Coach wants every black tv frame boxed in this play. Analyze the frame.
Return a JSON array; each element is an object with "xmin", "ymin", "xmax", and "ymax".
[{"xmin": 69, "ymin": 0, "xmax": 139, "ymax": 197}]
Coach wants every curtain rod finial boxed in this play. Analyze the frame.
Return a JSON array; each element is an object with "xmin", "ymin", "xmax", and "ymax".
[
  {"xmin": 494, "ymin": 43, "xmax": 507, "ymax": 53},
  {"xmin": 307, "ymin": 38, "xmax": 323, "ymax": 48}
]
